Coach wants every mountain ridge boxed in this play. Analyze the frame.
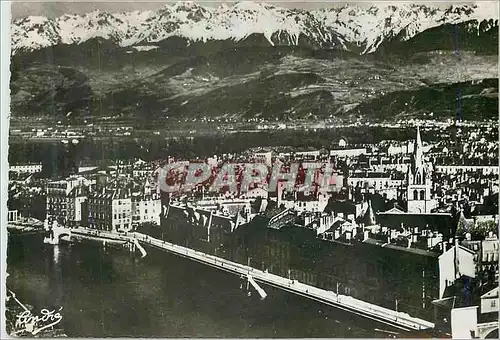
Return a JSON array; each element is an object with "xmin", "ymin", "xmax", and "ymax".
[
  {"xmin": 9, "ymin": 1, "xmax": 498, "ymax": 123},
  {"xmin": 10, "ymin": 1, "xmax": 499, "ymax": 55},
  {"xmin": 376, "ymin": 18, "xmax": 499, "ymax": 56}
]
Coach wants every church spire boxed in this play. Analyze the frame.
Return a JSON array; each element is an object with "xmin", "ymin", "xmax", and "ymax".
[
  {"xmin": 363, "ymin": 199, "xmax": 376, "ymax": 226},
  {"xmin": 414, "ymin": 126, "xmax": 423, "ymax": 169},
  {"xmin": 406, "ymin": 125, "xmax": 435, "ymax": 214},
  {"xmin": 416, "ymin": 125, "xmax": 422, "ymax": 148}
]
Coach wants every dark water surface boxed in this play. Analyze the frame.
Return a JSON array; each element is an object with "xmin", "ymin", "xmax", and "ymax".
[{"xmin": 7, "ymin": 233, "xmax": 391, "ymax": 338}]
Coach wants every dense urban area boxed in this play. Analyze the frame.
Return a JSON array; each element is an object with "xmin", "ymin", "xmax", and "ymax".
[{"xmin": 7, "ymin": 118, "xmax": 499, "ymax": 338}]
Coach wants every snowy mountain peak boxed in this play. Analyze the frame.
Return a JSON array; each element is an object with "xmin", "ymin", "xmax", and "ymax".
[
  {"xmin": 313, "ymin": 1, "xmax": 498, "ymax": 53},
  {"xmin": 10, "ymin": 1, "xmax": 499, "ymax": 55},
  {"xmin": 233, "ymin": 1, "xmax": 274, "ymax": 11}
]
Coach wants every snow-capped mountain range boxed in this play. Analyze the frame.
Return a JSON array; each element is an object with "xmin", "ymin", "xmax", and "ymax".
[{"xmin": 10, "ymin": 1, "xmax": 499, "ymax": 55}]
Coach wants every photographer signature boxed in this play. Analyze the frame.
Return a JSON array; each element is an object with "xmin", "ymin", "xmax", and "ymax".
[{"xmin": 15, "ymin": 307, "xmax": 63, "ymax": 335}]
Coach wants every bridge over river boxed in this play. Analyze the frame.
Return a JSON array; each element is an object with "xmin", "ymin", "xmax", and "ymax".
[
  {"xmin": 130, "ymin": 232, "xmax": 435, "ymax": 332},
  {"xmin": 46, "ymin": 226, "xmax": 435, "ymax": 332}
]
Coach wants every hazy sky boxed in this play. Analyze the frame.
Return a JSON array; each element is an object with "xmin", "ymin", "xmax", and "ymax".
[{"xmin": 10, "ymin": 0, "xmax": 475, "ymax": 19}]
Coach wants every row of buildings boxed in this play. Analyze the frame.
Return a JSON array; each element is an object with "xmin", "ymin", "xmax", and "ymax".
[{"xmin": 45, "ymin": 172, "xmax": 162, "ymax": 232}]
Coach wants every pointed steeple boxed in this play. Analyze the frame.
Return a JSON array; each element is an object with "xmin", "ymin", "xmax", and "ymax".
[
  {"xmin": 416, "ymin": 125, "xmax": 422, "ymax": 148},
  {"xmin": 363, "ymin": 199, "xmax": 376, "ymax": 226},
  {"xmin": 414, "ymin": 126, "xmax": 423, "ymax": 169}
]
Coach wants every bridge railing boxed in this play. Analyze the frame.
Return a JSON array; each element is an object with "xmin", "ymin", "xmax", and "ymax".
[
  {"xmin": 64, "ymin": 227, "xmax": 435, "ymax": 331},
  {"xmin": 132, "ymin": 232, "xmax": 435, "ymax": 331}
]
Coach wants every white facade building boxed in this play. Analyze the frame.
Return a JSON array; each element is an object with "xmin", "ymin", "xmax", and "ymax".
[
  {"xmin": 46, "ymin": 176, "xmax": 90, "ymax": 223},
  {"xmin": 254, "ymin": 152, "xmax": 272, "ymax": 167},
  {"xmin": 132, "ymin": 195, "xmax": 161, "ymax": 226},
  {"xmin": 330, "ymin": 148, "xmax": 367, "ymax": 158},
  {"xmin": 112, "ymin": 197, "xmax": 132, "ymax": 232},
  {"xmin": 480, "ymin": 287, "xmax": 498, "ymax": 315},
  {"xmin": 281, "ymin": 192, "xmax": 330, "ymax": 213},
  {"xmin": 435, "ymin": 165, "xmax": 499, "ymax": 176},
  {"xmin": 438, "ymin": 244, "xmax": 476, "ymax": 299},
  {"xmin": 10, "ymin": 163, "xmax": 42, "ymax": 173}
]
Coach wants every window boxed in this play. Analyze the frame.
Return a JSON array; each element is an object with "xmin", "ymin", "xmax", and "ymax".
[
  {"xmin": 420, "ymin": 190, "xmax": 425, "ymax": 200},
  {"xmin": 413, "ymin": 190, "xmax": 418, "ymax": 200},
  {"xmin": 492, "ymin": 300, "xmax": 497, "ymax": 307},
  {"xmin": 416, "ymin": 173, "xmax": 421, "ymax": 184}
]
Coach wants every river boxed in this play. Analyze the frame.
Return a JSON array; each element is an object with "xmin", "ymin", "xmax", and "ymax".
[{"xmin": 5, "ymin": 233, "xmax": 399, "ymax": 338}]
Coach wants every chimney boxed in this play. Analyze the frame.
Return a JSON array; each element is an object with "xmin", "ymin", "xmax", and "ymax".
[{"xmin": 363, "ymin": 229, "xmax": 369, "ymax": 241}]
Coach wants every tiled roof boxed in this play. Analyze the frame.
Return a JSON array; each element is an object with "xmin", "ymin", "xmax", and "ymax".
[
  {"xmin": 324, "ymin": 199, "xmax": 356, "ymax": 215},
  {"xmin": 324, "ymin": 219, "xmax": 347, "ymax": 233},
  {"xmin": 376, "ymin": 211, "xmax": 454, "ymax": 236},
  {"xmin": 67, "ymin": 185, "xmax": 89, "ymax": 197},
  {"xmin": 89, "ymin": 187, "xmax": 131, "ymax": 200}
]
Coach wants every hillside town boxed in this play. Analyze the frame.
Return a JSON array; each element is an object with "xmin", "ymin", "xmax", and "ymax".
[{"xmin": 8, "ymin": 124, "xmax": 499, "ymax": 338}]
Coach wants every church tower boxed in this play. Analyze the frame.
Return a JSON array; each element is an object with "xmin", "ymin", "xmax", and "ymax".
[{"xmin": 406, "ymin": 127, "xmax": 433, "ymax": 213}]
